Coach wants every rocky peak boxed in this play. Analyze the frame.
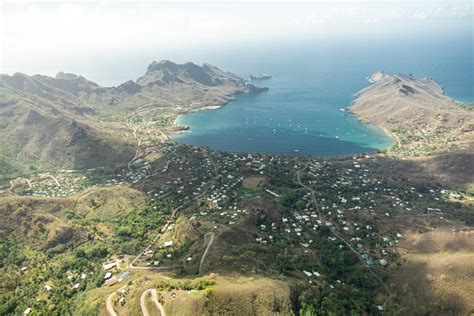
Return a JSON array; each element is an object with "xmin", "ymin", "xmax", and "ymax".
[
  {"xmin": 145, "ymin": 60, "xmax": 178, "ymax": 74},
  {"xmin": 117, "ymin": 80, "xmax": 142, "ymax": 94},
  {"xmin": 369, "ymin": 71, "xmax": 388, "ymax": 83},
  {"xmin": 139, "ymin": 60, "xmax": 221, "ymax": 87},
  {"xmin": 56, "ymin": 72, "xmax": 81, "ymax": 80}
]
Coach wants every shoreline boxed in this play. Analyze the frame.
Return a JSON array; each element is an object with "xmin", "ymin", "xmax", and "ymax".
[
  {"xmin": 170, "ymin": 99, "xmax": 235, "ymax": 138},
  {"xmin": 170, "ymin": 97, "xmax": 399, "ymax": 158},
  {"xmin": 189, "ymin": 105, "xmax": 223, "ymax": 112},
  {"xmin": 344, "ymin": 107, "xmax": 399, "ymax": 152},
  {"xmin": 379, "ymin": 125, "xmax": 401, "ymax": 149}
]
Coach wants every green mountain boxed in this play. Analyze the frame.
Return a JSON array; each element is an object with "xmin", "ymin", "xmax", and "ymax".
[{"xmin": 0, "ymin": 61, "xmax": 266, "ymax": 176}]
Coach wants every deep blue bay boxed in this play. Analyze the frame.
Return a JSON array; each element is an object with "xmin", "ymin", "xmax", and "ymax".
[{"xmin": 171, "ymin": 28, "xmax": 473, "ymax": 156}]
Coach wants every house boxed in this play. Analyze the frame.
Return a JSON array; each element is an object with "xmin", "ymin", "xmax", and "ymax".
[
  {"xmin": 23, "ymin": 308, "xmax": 32, "ymax": 315},
  {"xmin": 303, "ymin": 270, "xmax": 313, "ymax": 277},
  {"xmin": 118, "ymin": 271, "xmax": 129, "ymax": 282},
  {"xmin": 103, "ymin": 262, "xmax": 117, "ymax": 271},
  {"xmin": 164, "ymin": 241, "xmax": 173, "ymax": 248},
  {"xmin": 105, "ymin": 277, "xmax": 118, "ymax": 286},
  {"xmin": 104, "ymin": 272, "xmax": 112, "ymax": 279}
]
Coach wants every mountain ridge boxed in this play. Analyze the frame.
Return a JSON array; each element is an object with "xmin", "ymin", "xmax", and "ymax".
[
  {"xmin": 349, "ymin": 71, "xmax": 474, "ymax": 157},
  {"xmin": 0, "ymin": 61, "xmax": 268, "ymax": 177}
]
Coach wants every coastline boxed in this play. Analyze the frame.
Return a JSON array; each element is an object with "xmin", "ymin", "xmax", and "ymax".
[
  {"xmin": 344, "ymin": 107, "xmax": 399, "ymax": 152},
  {"xmin": 189, "ymin": 105, "xmax": 223, "ymax": 112},
  {"xmin": 171, "ymin": 94, "xmax": 400, "ymax": 156},
  {"xmin": 171, "ymin": 98, "xmax": 234, "ymax": 137},
  {"xmin": 379, "ymin": 125, "xmax": 401, "ymax": 149},
  {"xmin": 171, "ymin": 94, "xmax": 240, "ymax": 136}
]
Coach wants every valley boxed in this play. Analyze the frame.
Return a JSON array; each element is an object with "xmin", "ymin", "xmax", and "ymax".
[{"xmin": 0, "ymin": 63, "xmax": 473, "ymax": 315}]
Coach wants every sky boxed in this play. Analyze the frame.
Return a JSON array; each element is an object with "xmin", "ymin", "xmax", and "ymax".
[{"xmin": 1, "ymin": 0, "xmax": 472, "ymax": 83}]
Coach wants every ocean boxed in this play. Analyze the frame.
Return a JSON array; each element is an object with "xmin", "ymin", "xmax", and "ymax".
[{"xmin": 170, "ymin": 26, "xmax": 473, "ymax": 156}]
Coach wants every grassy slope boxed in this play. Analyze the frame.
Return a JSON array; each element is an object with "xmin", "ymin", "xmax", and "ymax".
[
  {"xmin": 0, "ymin": 186, "xmax": 146, "ymax": 247},
  {"xmin": 390, "ymin": 228, "xmax": 474, "ymax": 315},
  {"xmin": 82, "ymin": 274, "xmax": 293, "ymax": 316},
  {"xmin": 0, "ymin": 186, "xmax": 147, "ymax": 314}
]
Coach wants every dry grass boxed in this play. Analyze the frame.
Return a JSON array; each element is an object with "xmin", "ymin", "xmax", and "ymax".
[
  {"xmin": 242, "ymin": 176, "xmax": 265, "ymax": 189},
  {"xmin": 0, "ymin": 185, "xmax": 145, "ymax": 247},
  {"xmin": 392, "ymin": 228, "xmax": 474, "ymax": 315},
  {"xmin": 84, "ymin": 272, "xmax": 292, "ymax": 316},
  {"xmin": 143, "ymin": 151, "xmax": 163, "ymax": 162},
  {"xmin": 74, "ymin": 185, "xmax": 146, "ymax": 217},
  {"xmin": 164, "ymin": 276, "xmax": 293, "ymax": 316},
  {"xmin": 402, "ymin": 228, "xmax": 474, "ymax": 253}
]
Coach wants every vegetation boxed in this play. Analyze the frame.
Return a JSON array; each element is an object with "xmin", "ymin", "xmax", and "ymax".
[{"xmin": 0, "ymin": 67, "xmax": 472, "ymax": 315}]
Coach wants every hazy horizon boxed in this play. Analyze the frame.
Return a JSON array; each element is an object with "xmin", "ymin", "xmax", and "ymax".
[{"xmin": 1, "ymin": 0, "xmax": 472, "ymax": 86}]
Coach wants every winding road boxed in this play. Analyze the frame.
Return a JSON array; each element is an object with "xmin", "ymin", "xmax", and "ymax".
[
  {"xmin": 199, "ymin": 232, "xmax": 215, "ymax": 275},
  {"xmin": 140, "ymin": 289, "xmax": 166, "ymax": 316},
  {"xmin": 106, "ymin": 154, "xmax": 220, "ymax": 314},
  {"xmin": 106, "ymin": 286, "xmax": 126, "ymax": 316},
  {"xmin": 129, "ymin": 184, "xmax": 214, "ymax": 270},
  {"xmin": 127, "ymin": 127, "xmax": 142, "ymax": 171}
]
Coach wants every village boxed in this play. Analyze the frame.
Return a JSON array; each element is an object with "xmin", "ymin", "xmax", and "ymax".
[
  {"xmin": 385, "ymin": 121, "xmax": 460, "ymax": 157},
  {"xmin": 3, "ymin": 135, "xmax": 472, "ymax": 315},
  {"xmin": 90, "ymin": 143, "xmax": 466, "ymax": 289}
]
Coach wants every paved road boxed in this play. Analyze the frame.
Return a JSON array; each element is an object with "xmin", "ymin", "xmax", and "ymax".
[
  {"xmin": 140, "ymin": 289, "xmax": 165, "ymax": 316},
  {"xmin": 199, "ymin": 232, "xmax": 215, "ymax": 275},
  {"xmin": 106, "ymin": 286, "xmax": 126, "ymax": 316}
]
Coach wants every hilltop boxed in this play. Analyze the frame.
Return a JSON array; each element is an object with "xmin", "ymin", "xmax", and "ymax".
[
  {"xmin": 0, "ymin": 61, "xmax": 267, "ymax": 178},
  {"xmin": 347, "ymin": 72, "xmax": 474, "ymax": 186},
  {"xmin": 351, "ymin": 72, "xmax": 471, "ymax": 127}
]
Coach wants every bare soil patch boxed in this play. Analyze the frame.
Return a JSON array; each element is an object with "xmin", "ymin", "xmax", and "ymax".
[{"xmin": 242, "ymin": 176, "xmax": 265, "ymax": 189}]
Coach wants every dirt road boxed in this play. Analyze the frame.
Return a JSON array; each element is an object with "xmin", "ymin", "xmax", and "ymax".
[
  {"xmin": 140, "ymin": 289, "xmax": 165, "ymax": 316},
  {"xmin": 106, "ymin": 286, "xmax": 125, "ymax": 316},
  {"xmin": 199, "ymin": 232, "xmax": 215, "ymax": 275}
]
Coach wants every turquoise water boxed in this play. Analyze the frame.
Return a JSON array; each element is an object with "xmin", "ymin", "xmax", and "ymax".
[
  {"xmin": 173, "ymin": 84, "xmax": 393, "ymax": 156},
  {"xmin": 171, "ymin": 28, "xmax": 473, "ymax": 156}
]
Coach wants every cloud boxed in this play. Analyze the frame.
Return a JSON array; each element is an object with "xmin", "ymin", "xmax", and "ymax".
[
  {"xmin": 303, "ymin": 1, "xmax": 472, "ymax": 25},
  {"xmin": 1, "ymin": 1, "xmax": 471, "ymax": 77}
]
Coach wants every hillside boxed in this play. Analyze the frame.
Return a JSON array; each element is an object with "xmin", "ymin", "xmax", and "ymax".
[
  {"xmin": 349, "ymin": 72, "xmax": 474, "ymax": 157},
  {"xmin": 351, "ymin": 71, "xmax": 470, "ymax": 126},
  {"xmin": 0, "ymin": 61, "xmax": 267, "ymax": 177},
  {"xmin": 391, "ymin": 227, "xmax": 474, "ymax": 315},
  {"xmin": 1, "ymin": 68, "xmax": 472, "ymax": 315}
]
